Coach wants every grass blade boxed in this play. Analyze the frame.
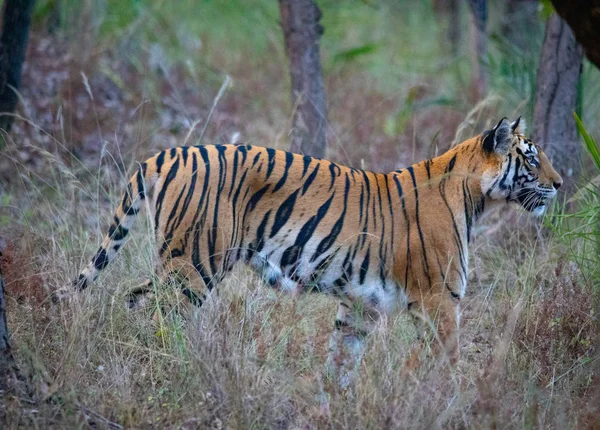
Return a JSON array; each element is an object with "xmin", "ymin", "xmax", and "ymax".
[{"xmin": 574, "ymin": 112, "xmax": 600, "ymax": 171}]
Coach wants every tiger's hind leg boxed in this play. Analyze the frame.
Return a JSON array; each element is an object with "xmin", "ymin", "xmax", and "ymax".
[
  {"xmin": 125, "ymin": 259, "xmax": 212, "ymax": 315},
  {"xmin": 325, "ymin": 301, "xmax": 378, "ymax": 389}
]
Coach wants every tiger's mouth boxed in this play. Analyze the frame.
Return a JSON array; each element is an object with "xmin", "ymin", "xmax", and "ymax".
[{"xmin": 514, "ymin": 187, "xmax": 556, "ymax": 215}]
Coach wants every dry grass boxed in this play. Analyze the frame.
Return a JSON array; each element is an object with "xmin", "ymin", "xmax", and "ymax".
[
  {"xmin": 1, "ymin": 196, "xmax": 597, "ymax": 428},
  {"xmin": 1, "ymin": 4, "xmax": 600, "ymax": 427}
]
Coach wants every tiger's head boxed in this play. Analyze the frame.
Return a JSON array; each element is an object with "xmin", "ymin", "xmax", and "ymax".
[{"xmin": 480, "ymin": 117, "xmax": 563, "ymax": 216}]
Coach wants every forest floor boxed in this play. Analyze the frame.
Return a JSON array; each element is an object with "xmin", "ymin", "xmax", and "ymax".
[{"xmin": 1, "ymin": 4, "xmax": 600, "ymax": 428}]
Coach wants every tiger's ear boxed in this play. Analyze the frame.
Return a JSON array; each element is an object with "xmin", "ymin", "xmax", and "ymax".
[
  {"xmin": 510, "ymin": 116, "xmax": 526, "ymax": 134},
  {"xmin": 483, "ymin": 118, "xmax": 511, "ymax": 155}
]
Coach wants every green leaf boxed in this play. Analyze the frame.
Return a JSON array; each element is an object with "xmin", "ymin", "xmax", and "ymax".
[
  {"xmin": 333, "ymin": 44, "xmax": 379, "ymax": 64},
  {"xmin": 574, "ymin": 112, "xmax": 600, "ymax": 172},
  {"xmin": 539, "ymin": 0, "xmax": 556, "ymax": 20}
]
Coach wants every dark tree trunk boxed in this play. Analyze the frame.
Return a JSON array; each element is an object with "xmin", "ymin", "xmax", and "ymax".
[
  {"xmin": 433, "ymin": 0, "xmax": 461, "ymax": 57},
  {"xmin": 551, "ymin": 0, "xmax": 600, "ymax": 70},
  {"xmin": 0, "ymin": 0, "xmax": 35, "ymax": 137},
  {"xmin": 467, "ymin": 0, "xmax": 488, "ymax": 99},
  {"xmin": 279, "ymin": 0, "xmax": 327, "ymax": 158},
  {"xmin": 532, "ymin": 14, "xmax": 583, "ymax": 187},
  {"xmin": 501, "ymin": 0, "xmax": 538, "ymax": 51},
  {"xmin": 0, "ymin": 251, "xmax": 14, "ymax": 390}
]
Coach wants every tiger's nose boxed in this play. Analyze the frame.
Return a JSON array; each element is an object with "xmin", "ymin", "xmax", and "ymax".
[{"xmin": 553, "ymin": 179, "xmax": 563, "ymax": 190}]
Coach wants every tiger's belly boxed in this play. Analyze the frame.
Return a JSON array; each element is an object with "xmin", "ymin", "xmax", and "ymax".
[{"xmin": 246, "ymin": 236, "xmax": 406, "ymax": 315}]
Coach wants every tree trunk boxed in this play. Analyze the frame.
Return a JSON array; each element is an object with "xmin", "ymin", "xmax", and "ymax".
[
  {"xmin": 501, "ymin": 0, "xmax": 538, "ymax": 51},
  {"xmin": 433, "ymin": 0, "xmax": 461, "ymax": 57},
  {"xmin": 279, "ymin": 0, "xmax": 327, "ymax": 158},
  {"xmin": 551, "ymin": 0, "xmax": 600, "ymax": 70},
  {"xmin": 467, "ymin": 0, "xmax": 488, "ymax": 99},
  {"xmin": 0, "ymin": 250, "xmax": 14, "ymax": 390},
  {"xmin": 532, "ymin": 14, "xmax": 583, "ymax": 187},
  {"xmin": 0, "ymin": 0, "xmax": 35, "ymax": 138}
]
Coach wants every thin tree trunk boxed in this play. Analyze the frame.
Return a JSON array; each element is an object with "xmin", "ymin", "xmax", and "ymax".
[
  {"xmin": 0, "ymin": 0, "xmax": 35, "ymax": 138},
  {"xmin": 532, "ymin": 14, "xmax": 583, "ymax": 186},
  {"xmin": 0, "ymin": 250, "xmax": 14, "ymax": 390},
  {"xmin": 279, "ymin": 0, "xmax": 327, "ymax": 158},
  {"xmin": 467, "ymin": 0, "xmax": 488, "ymax": 99},
  {"xmin": 501, "ymin": 0, "xmax": 538, "ymax": 51},
  {"xmin": 433, "ymin": 0, "xmax": 461, "ymax": 57}
]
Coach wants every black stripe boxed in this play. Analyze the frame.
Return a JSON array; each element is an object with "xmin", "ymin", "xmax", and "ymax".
[
  {"xmin": 181, "ymin": 147, "xmax": 211, "ymax": 253},
  {"xmin": 237, "ymin": 145, "xmax": 248, "ymax": 165},
  {"xmin": 208, "ymin": 146, "xmax": 229, "ymax": 275},
  {"xmin": 358, "ymin": 183, "xmax": 365, "ymax": 225},
  {"xmin": 310, "ymin": 174, "xmax": 350, "ymax": 262},
  {"xmin": 266, "ymin": 148, "xmax": 276, "ymax": 179},
  {"xmin": 182, "ymin": 288, "xmax": 204, "ymax": 307},
  {"xmin": 121, "ymin": 182, "xmax": 140, "ymax": 216},
  {"xmin": 462, "ymin": 180, "xmax": 472, "ymax": 243},
  {"xmin": 229, "ymin": 168, "xmax": 249, "ymax": 251},
  {"xmin": 280, "ymin": 193, "xmax": 335, "ymax": 268},
  {"xmin": 438, "ymin": 172, "xmax": 467, "ymax": 285},
  {"xmin": 174, "ymin": 152, "xmax": 198, "ymax": 231},
  {"xmin": 511, "ymin": 156, "xmax": 521, "ymax": 184},
  {"xmin": 192, "ymin": 220, "xmax": 213, "ymax": 289},
  {"xmin": 446, "ymin": 154, "xmax": 457, "ymax": 173},
  {"xmin": 160, "ymin": 183, "xmax": 188, "ymax": 256},
  {"xmin": 270, "ymin": 189, "xmax": 300, "ymax": 238},
  {"xmin": 384, "ymin": 176, "xmax": 395, "ymax": 280},
  {"xmin": 155, "ymin": 151, "xmax": 166, "ymax": 174},
  {"xmin": 273, "ymin": 151, "xmax": 294, "ymax": 192},
  {"xmin": 335, "ymin": 319, "xmax": 349, "ymax": 329},
  {"xmin": 135, "ymin": 167, "xmax": 146, "ymax": 200},
  {"xmin": 329, "ymin": 163, "xmax": 340, "ymax": 191},
  {"xmin": 108, "ymin": 219, "xmax": 129, "ymax": 242},
  {"xmin": 301, "ymin": 156, "xmax": 312, "ymax": 178},
  {"xmin": 154, "ymin": 156, "xmax": 180, "ymax": 231},
  {"xmin": 396, "ymin": 173, "xmax": 412, "ymax": 288},
  {"xmin": 246, "ymin": 184, "xmax": 271, "ymax": 213},
  {"xmin": 74, "ymin": 273, "xmax": 88, "ymax": 290},
  {"xmin": 228, "ymin": 149, "xmax": 239, "ymax": 200},
  {"xmin": 253, "ymin": 209, "xmax": 272, "ymax": 253},
  {"xmin": 359, "ymin": 247, "xmax": 370, "ymax": 284},
  {"xmin": 498, "ymin": 153, "xmax": 513, "ymax": 190},
  {"xmin": 93, "ymin": 247, "xmax": 109, "ymax": 270},
  {"xmin": 181, "ymin": 146, "xmax": 189, "ymax": 167},
  {"xmin": 376, "ymin": 176, "xmax": 387, "ymax": 287},
  {"xmin": 360, "ymin": 171, "xmax": 371, "ymax": 249},
  {"xmin": 302, "ymin": 163, "xmax": 320, "ymax": 196},
  {"xmin": 252, "ymin": 152, "xmax": 262, "ymax": 167}
]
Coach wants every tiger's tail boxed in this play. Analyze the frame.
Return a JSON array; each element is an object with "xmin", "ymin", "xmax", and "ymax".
[{"xmin": 73, "ymin": 159, "xmax": 158, "ymax": 291}]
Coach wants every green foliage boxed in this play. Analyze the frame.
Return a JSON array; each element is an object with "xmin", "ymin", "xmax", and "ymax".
[
  {"xmin": 539, "ymin": 0, "xmax": 556, "ymax": 20},
  {"xmin": 574, "ymin": 112, "xmax": 600, "ymax": 171},
  {"xmin": 553, "ymin": 116, "xmax": 600, "ymax": 298},
  {"xmin": 333, "ymin": 43, "xmax": 379, "ymax": 64}
]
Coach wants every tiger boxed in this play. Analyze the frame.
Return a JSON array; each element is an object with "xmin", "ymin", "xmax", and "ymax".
[{"xmin": 67, "ymin": 116, "xmax": 561, "ymax": 383}]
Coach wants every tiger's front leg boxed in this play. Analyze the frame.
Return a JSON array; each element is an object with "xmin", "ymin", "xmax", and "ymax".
[
  {"xmin": 405, "ymin": 286, "xmax": 460, "ymax": 370},
  {"xmin": 325, "ymin": 301, "xmax": 378, "ymax": 389}
]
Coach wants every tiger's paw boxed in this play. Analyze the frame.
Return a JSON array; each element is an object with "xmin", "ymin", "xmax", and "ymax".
[
  {"xmin": 50, "ymin": 286, "xmax": 75, "ymax": 304},
  {"xmin": 125, "ymin": 281, "xmax": 155, "ymax": 311}
]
